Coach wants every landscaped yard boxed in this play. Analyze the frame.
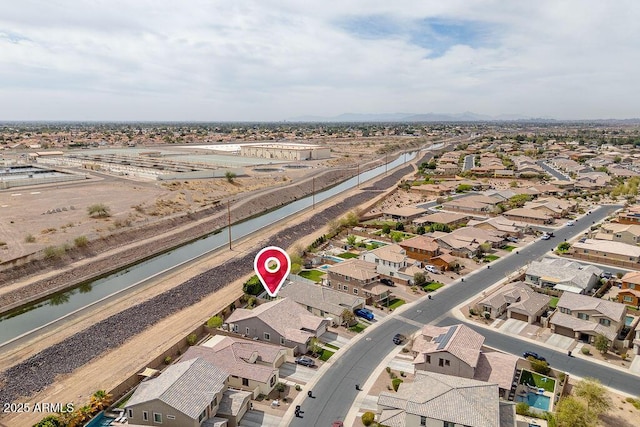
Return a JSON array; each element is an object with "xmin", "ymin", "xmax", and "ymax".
[
  {"xmin": 388, "ymin": 299, "xmax": 406, "ymax": 310},
  {"xmin": 338, "ymin": 252, "xmax": 359, "ymax": 259},
  {"xmin": 323, "ymin": 342, "xmax": 340, "ymax": 350},
  {"xmin": 484, "ymin": 254, "xmax": 500, "ymax": 262},
  {"xmin": 503, "ymin": 245, "xmax": 517, "ymax": 252},
  {"xmin": 298, "ymin": 270, "xmax": 325, "ymax": 282},
  {"xmin": 423, "ymin": 282, "xmax": 444, "ymax": 292},
  {"xmin": 549, "ymin": 297, "xmax": 559, "ymax": 309},
  {"xmin": 519, "ymin": 369, "xmax": 555, "ymax": 393},
  {"xmin": 319, "ymin": 349, "xmax": 335, "ymax": 361},
  {"xmin": 349, "ymin": 322, "xmax": 368, "ymax": 333}
]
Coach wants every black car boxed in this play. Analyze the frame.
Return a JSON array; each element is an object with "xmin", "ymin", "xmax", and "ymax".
[
  {"xmin": 601, "ymin": 271, "xmax": 613, "ymax": 279},
  {"xmin": 392, "ymin": 334, "xmax": 406, "ymax": 345},
  {"xmin": 523, "ymin": 351, "xmax": 546, "ymax": 362},
  {"xmin": 380, "ymin": 278, "xmax": 395, "ymax": 287}
]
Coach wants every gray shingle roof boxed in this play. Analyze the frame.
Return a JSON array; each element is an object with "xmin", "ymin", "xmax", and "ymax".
[
  {"xmin": 526, "ymin": 258, "xmax": 601, "ymax": 291},
  {"xmin": 127, "ymin": 358, "xmax": 228, "ymax": 419},
  {"xmin": 279, "ymin": 281, "xmax": 364, "ymax": 317}
]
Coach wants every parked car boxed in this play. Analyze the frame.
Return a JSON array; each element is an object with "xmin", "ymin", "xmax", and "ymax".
[
  {"xmin": 541, "ymin": 234, "xmax": 551, "ymax": 240},
  {"xmin": 355, "ymin": 308, "xmax": 374, "ymax": 321},
  {"xmin": 295, "ymin": 356, "xmax": 316, "ymax": 367},
  {"xmin": 424, "ymin": 265, "xmax": 439, "ymax": 274},
  {"xmin": 523, "ymin": 351, "xmax": 546, "ymax": 362},
  {"xmin": 601, "ymin": 271, "xmax": 613, "ymax": 280},
  {"xmin": 380, "ymin": 278, "xmax": 395, "ymax": 287},
  {"xmin": 566, "ymin": 220, "xmax": 575, "ymax": 226},
  {"xmin": 506, "ymin": 236, "xmax": 519, "ymax": 243},
  {"xmin": 392, "ymin": 333, "xmax": 406, "ymax": 345}
]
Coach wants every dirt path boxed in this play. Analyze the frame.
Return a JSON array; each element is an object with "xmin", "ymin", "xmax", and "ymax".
[{"xmin": 0, "ymin": 156, "xmax": 423, "ymax": 426}]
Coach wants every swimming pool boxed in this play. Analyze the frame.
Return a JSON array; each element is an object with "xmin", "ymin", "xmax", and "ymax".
[
  {"xmin": 85, "ymin": 412, "xmax": 116, "ymax": 427},
  {"xmin": 319, "ymin": 264, "xmax": 331, "ymax": 270},
  {"xmin": 324, "ymin": 255, "xmax": 344, "ymax": 263},
  {"xmin": 517, "ymin": 392, "xmax": 551, "ymax": 411},
  {"xmin": 626, "ymin": 316, "xmax": 634, "ymax": 326}
]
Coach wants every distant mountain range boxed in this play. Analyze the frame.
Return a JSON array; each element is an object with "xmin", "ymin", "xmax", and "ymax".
[{"xmin": 287, "ymin": 112, "xmax": 549, "ymax": 122}]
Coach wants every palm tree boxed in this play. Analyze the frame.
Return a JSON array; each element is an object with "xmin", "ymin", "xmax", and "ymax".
[{"xmin": 90, "ymin": 390, "xmax": 112, "ymax": 413}]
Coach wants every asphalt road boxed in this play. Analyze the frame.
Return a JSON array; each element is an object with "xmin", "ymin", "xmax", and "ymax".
[
  {"xmin": 290, "ymin": 204, "xmax": 625, "ymax": 426},
  {"xmin": 463, "ymin": 154, "xmax": 475, "ymax": 171},
  {"xmin": 537, "ymin": 160, "xmax": 570, "ymax": 181}
]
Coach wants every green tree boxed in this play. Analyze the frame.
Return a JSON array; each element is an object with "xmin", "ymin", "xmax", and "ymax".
[
  {"xmin": 344, "ymin": 211, "xmax": 360, "ymax": 226},
  {"xmin": 594, "ymin": 333, "xmax": 609, "ymax": 355},
  {"xmin": 390, "ymin": 231, "xmax": 403, "ymax": 242},
  {"xmin": 557, "ymin": 242, "xmax": 571, "ymax": 252},
  {"xmin": 243, "ymin": 275, "xmax": 263, "ymax": 295},
  {"xmin": 555, "ymin": 396, "xmax": 591, "ymax": 427},
  {"xmin": 87, "ymin": 203, "xmax": 111, "ymax": 218},
  {"xmin": 510, "ymin": 180, "xmax": 519, "ymax": 188},
  {"xmin": 508, "ymin": 194, "xmax": 532, "ymax": 208},
  {"xmin": 456, "ymin": 184, "xmax": 473, "ymax": 193},
  {"xmin": 33, "ymin": 415, "xmax": 63, "ymax": 427},
  {"xmin": 613, "ymin": 156, "xmax": 622, "ymax": 164},
  {"xmin": 416, "ymin": 225, "xmax": 426, "ymax": 235},
  {"xmin": 341, "ymin": 308, "xmax": 356, "ymax": 327},
  {"xmin": 395, "ymin": 222, "xmax": 405, "ymax": 231},
  {"xmin": 187, "ymin": 333, "xmax": 198, "ymax": 346},
  {"xmin": 89, "ymin": 389, "xmax": 112, "ymax": 413},
  {"xmin": 225, "ymin": 171, "xmax": 236, "ymax": 183},
  {"xmin": 515, "ymin": 402, "xmax": 530, "ymax": 416},
  {"xmin": 431, "ymin": 223, "xmax": 451, "ymax": 232},
  {"xmin": 309, "ymin": 337, "xmax": 322, "ymax": 355},
  {"xmin": 275, "ymin": 382, "xmax": 286, "ymax": 398},
  {"xmin": 528, "ymin": 358, "xmax": 551, "ymax": 375},
  {"xmin": 346, "ymin": 235, "xmax": 357, "ymax": 246},
  {"xmin": 207, "ymin": 315, "xmax": 223, "ymax": 328},
  {"xmin": 413, "ymin": 272, "xmax": 427, "ymax": 286},
  {"xmin": 381, "ymin": 224, "xmax": 391, "ymax": 234},
  {"xmin": 574, "ymin": 377, "xmax": 612, "ymax": 416}
]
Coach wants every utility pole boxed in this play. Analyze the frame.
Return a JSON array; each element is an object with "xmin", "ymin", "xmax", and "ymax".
[
  {"xmin": 227, "ymin": 200, "xmax": 232, "ymax": 250},
  {"xmin": 385, "ymin": 153, "xmax": 388, "ymax": 175},
  {"xmin": 312, "ymin": 177, "xmax": 315, "ymax": 210},
  {"xmin": 357, "ymin": 164, "xmax": 360, "ymax": 188}
]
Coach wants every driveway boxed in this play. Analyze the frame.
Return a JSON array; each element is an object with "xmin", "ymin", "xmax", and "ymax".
[
  {"xmin": 545, "ymin": 333, "xmax": 576, "ymax": 350},
  {"xmin": 388, "ymin": 356, "xmax": 415, "ymax": 374},
  {"xmin": 498, "ymin": 318, "xmax": 529, "ymax": 335},
  {"xmin": 630, "ymin": 355, "xmax": 640, "ymax": 375},
  {"xmin": 279, "ymin": 362, "xmax": 318, "ymax": 384},
  {"xmin": 239, "ymin": 410, "xmax": 282, "ymax": 427},
  {"xmin": 320, "ymin": 331, "xmax": 350, "ymax": 348}
]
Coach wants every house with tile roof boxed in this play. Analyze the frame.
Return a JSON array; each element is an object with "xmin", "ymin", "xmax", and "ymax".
[
  {"xmin": 502, "ymin": 207, "xmax": 553, "ymax": 225},
  {"xmin": 618, "ymin": 271, "xmax": 640, "ymax": 307},
  {"xmin": 549, "ymin": 292, "xmax": 627, "ymax": 344},
  {"xmin": 525, "ymin": 197, "xmax": 576, "ymax": 218},
  {"xmin": 467, "ymin": 215, "xmax": 533, "ymax": 237},
  {"xmin": 182, "ymin": 335, "xmax": 288, "ymax": 397},
  {"xmin": 570, "ymin": 239, "xmax": 640, "ymax": 268},
  {"xmin": 326, "ymin": 258, "xmax": 391, "ymax": 304},
  {"xmin": 412, "ymin": 212, "xmax": 470, "ymax": 228},
  {"xmin": 382, "ymin": 206, "xmax": 428, "ymax": 223},
  {"xmin": 125, "ymin": 358, "xmax": 229, "ymax": 427},
  {"xmin": 399, "ymin": 235, "xmax": 441, "ymax": 263},
  {"xmin": 278, "ymin": 280, "xmax": 365, "ymax": 326},
  {"xmin": 592, "ymin": 222, "xmax": 640, "ymax": 246},
  {"xmin": 377, "ymin": 371, "xmax": 517, "ymax": 427},
  {"xmin": 225, "ymin": 298, "xmax": 329, "ymax": 355},
  {"xmin": 477, "ymin": 281, "xmax": 551, "ymax": 323},
  {"xmin": 524, "ymin": 257, "xmax": 602, "ymax": 294},
  {"xmin": 410, "ymin": 324, "xmax": 518, "ymax": 397}
]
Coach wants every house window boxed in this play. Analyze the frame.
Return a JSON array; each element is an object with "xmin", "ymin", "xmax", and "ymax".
[
  {"xmin": 445, "ymin": 360, "xmax": 450, "ymax": 366},
  {"xmin": 420, "ymin": 416, "xmax": 426, "ymax": 426},
  {"xmin": 353, "ymin": 288, "xmax": 358, "ymax": 295},
  {"xmin": 233, "ymin": 324, "xmax": 239, "ymax": 332},
  {"xmin": 127, "ymin": 409, "xmax": 133, "ymax": 418},
  {"xmin": 577, "ymin": 313, "xmax": 590, "ymax": 321},
  {"xmin": 242, "ymin": 378, "xmax": 249, "ymax": 386},
  {"xmin": 246, "ymin": 327, "xmax": 250, "ymax": 335},
  {"xmin": 280, "ymin": 337, "xmax": 285, "ymax": 345},
  {"xmin": 426, "ymin": 355, "xmax": 431, "ymax": 364},
  {"xmin": 199, "ymin": 409, "xmax": 206, "ymax": 423},
  {"xmin": 444, "ymin": 422, "xmax": 455, "ymax": 427},
  {"xmin": 210, "ymin": 396, "xmax": 217, "ymax": 409},
  {"xmin": 583, "ymin": 249, "xmax": 588, "ymax": 253},
  {"xmin": 270, "ymin": 375, "xmax": 276, "ymax": 387},
  {"xmin": 143, "ymin": 411, "xmax": 148, "ymax": 421},
  {"xmin": 624, "ymin": 295, "xmax": 634, "ymax": 303},
  {"xmin": 264, "ymin": 332, "xmax": 270, "ymax": 341},
  {"xmin": 439, "ymin": 358, "xmax": 445, "ymax": 367},
  {"xmin": 153, "ymin": 413, "xmax": 162, "ymax": 423},
  {"xmin": 599, "ymin": 318, "xmax": 611, "ymax": 326}
]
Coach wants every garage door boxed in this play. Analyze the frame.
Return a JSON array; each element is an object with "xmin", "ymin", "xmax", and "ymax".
[
  {"xmin": 554, "ymin": 325, "xmax": 574, "ymax": 338},
  {"xmin": 510, "ymin": 311, "xmax": 528, "ymax": 322}
]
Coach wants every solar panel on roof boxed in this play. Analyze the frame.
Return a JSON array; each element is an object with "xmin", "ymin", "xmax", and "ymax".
[{"xmin": 436, "ymin": 326, "xmax": 456, "ymax": 350}]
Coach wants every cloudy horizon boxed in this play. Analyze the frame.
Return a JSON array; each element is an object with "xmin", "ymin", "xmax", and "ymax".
[{"xmin": 1, "ymin": 1, "xmax": 639, "ymax": 121}]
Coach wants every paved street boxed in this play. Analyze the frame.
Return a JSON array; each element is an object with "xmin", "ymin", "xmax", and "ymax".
[
  {"xmin": 536, "ymin": 160, "xmax": 570, "ymax": 181},
  {"xmin": 463, "ymin": 154, "xmax": 475, "ymax": 171},
  {"xmin": 289, "ymin": 204, "xmax": 628, "ymax": 426}
]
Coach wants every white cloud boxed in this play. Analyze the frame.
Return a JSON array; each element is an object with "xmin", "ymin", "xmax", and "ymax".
[{"xmin": 1, "ymin": 0, "xmax": 639, "ymax": 120}]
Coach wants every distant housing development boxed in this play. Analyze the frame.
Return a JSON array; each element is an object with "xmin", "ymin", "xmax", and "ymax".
[{"xmin": 240, "ymin": 143, "xmax": 330, "ymax": 160}]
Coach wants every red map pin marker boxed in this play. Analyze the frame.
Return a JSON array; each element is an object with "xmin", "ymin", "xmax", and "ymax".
[{"xmin": 254, "ymin": 246, "xmax": 291, "ymax": 297}]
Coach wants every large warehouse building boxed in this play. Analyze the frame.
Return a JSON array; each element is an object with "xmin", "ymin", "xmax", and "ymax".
[{"xmin": 240, "ymin": 143, "xmax": 331, "ymax": 161}]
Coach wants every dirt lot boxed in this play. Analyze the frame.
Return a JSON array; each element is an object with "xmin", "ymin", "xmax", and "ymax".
[{"xmin": 0, "ymin": 157, "xmax": 417, "ymax": 426}]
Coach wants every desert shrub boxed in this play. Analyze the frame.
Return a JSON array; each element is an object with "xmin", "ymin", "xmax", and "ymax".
[
  {"xmin": 516, "ymin": 402, "xmax": 531, "ymax": 416},
  {"xmin": 207, "ymin": 316, "xmax": 223, "ymax": 328},
  {"xmin": 187, "ymin": 333, "xmax": 198, "ymax": 346},
  {"xmin": 392, "ymin": 378, "xmax": 403, "ymax": 391},
  {"xmin": 361, "ymin": 412, "xmax": 375, "ymax": 426},
  {"xmin": 529, "ymin": 358, "xmax": 551, "ymax": 375},
  {"xmin": 581, "ymin": 346, "xmax": 591, "ymax": 355},
  {"xmin": 164, "ymin": 356, "xmax": 172, "ymax": 365},
  {"xmin": 74, "ymin": 235, "xmax": 88, "ymax": 247},
  {"xmin": 25, "ymin": 234, "xmax": 36, "ymax": 243},
  {"xmin": 295, "ymin": 384, "xmax": 301, "ymax": 391}
]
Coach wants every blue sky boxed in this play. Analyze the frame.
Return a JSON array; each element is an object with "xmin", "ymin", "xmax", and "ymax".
[{"xmin": 1, "ymin": 0, "xmax": 639, "ymax": 120}]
